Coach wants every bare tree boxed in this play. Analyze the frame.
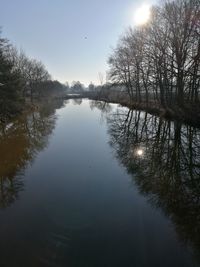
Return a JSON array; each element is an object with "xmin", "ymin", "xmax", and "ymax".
[{"xmin": 108, "ymin": 0, "xmax": 200, "ymax": 110}]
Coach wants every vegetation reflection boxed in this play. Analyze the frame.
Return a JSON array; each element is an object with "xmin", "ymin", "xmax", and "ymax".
[
  {"xmin": 0, "ymin": 99, "xmax": 64, "ymax": 208},
  {"xmin": 107, "ymin": 106, "xmax": 200, "ymax": 261}
]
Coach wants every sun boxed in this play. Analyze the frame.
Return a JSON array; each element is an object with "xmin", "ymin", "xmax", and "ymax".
[{"xmin": 134, "ymin": 4, "xmax": 151, "ymax": 25}]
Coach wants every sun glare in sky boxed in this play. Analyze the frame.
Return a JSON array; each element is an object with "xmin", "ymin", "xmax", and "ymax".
[{"xmin": 134, "ymin": 3, "xmax": 151, "ymax": 25}]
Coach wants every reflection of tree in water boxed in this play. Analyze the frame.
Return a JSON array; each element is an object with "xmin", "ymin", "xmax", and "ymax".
[
  {"xmin": 0, "ymin": 99, "xmax": 64, "ymax": 208},
  {"xmin": 72, "ymin": 98, "xmax": 82, "ymax": 105},
  {"xmin": 107, "ymin": 107, "xmax": 200, "ymax": 261},
  {"xmin": 90, "ymin": 100, "xmax": 112, "ymax": 113},
  {"xmin": 90, "ymin": 100, "xmax": 113, "ymax": 123}
]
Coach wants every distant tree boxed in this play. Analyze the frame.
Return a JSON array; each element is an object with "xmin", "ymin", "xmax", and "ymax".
[
  {"xmin": 70, "ymin": 81, "xmax": 84, "ymax": 93},
  {"xmin": 98, "ymin": 72, "xmax": 104, "ymax": 86},
  {"xmin": 65, "ymin": 81, "xmax": 70, "ymax": 92},
  {"xmin": 88, "ymin": 82, "xmax": 95, "ymax": 92},
  {"xmin": 39, "ymin": 80, "xmax": 67, "ymax": 97}
]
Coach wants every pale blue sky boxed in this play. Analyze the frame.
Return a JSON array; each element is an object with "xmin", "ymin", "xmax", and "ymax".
[{"xmin": 1, "ymin": 0, "xmax": 157, "ymax": 85}]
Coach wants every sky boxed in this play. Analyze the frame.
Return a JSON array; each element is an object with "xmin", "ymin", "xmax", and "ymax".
[{"xmin": 0, "ymin": 0, "xmax": 157, "ymax": 86}]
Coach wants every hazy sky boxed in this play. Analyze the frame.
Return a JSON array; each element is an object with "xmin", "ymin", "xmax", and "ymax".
[{"xmin": 1, "ymin": 0, "xmax": 157, "ymax": 85}]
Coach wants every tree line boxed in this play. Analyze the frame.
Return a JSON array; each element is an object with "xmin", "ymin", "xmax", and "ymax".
[
  {"xmin": 0, "ymin": 29, "xmax": 66, "ymax": 120},
  {"xmin": 108, "ymin": 0, "xmax": 200, "ymax": 109}
]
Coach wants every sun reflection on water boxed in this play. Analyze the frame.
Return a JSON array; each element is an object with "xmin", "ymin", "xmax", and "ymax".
[{"xmin": 136, "ymin": 149, "xmax": 144, "ymax": 157}]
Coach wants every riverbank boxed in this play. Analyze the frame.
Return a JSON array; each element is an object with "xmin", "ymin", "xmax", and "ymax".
[
  {"xmin": 0, "ymin": 97, "xmax": 63, "ymax": 124},
  {"xmin": 87, "ymin": 93, "xmax": 200, "ymax": 128}
]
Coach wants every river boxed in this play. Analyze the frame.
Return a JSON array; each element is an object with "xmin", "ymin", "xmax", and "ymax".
[{"xmin": 0, "ymin": 99, "xmax": 199, "ymax": 267}]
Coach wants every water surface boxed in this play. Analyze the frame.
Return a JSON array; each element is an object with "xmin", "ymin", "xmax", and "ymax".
[{"xmin": 0, "ymin": 99, "xmax": 200, "ymax": 267}]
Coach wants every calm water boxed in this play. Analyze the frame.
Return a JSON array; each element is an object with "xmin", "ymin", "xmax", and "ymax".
[{"xmin": 0, "ymin": 99, "xmax": 200, "ymax": 267}]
